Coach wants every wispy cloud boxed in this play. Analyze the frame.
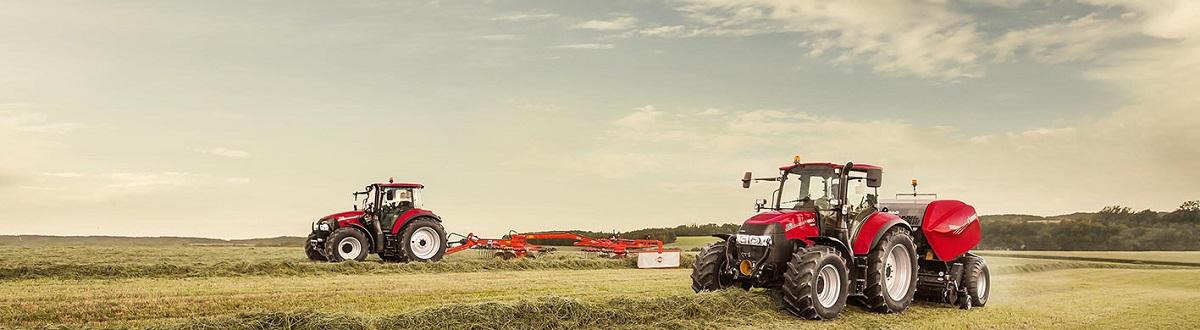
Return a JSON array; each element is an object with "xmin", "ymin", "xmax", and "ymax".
[
  {"xmin": 551, "ymin": 43, "xmax": 615, "ymax": 50},
  {"xmin": 196, "ymin": 147, "xmax": 252, "ymax": 158},
  {"xmin": 469, "ymin": 34, "xmax": 526, "ymax": 41},
  {"xmin": 574, "ymin": 16, "xmax": 639, "ymax": 31},
  {"xmin": 492, "ymin": 13, "xmax": 559, "ymax": 22}
]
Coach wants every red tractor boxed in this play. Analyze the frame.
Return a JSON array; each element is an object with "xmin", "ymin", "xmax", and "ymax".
[
  {"xmin": 691, "ymin": 160, "xmax": 988, "ymax": 320},
  {"xmin": 306, "ymin": 181, "xmax": 447, "ymax": 263}
]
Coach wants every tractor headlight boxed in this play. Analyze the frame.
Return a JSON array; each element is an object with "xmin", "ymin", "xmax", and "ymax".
[{"xmin": 317, "ymin": 222, "xmax": 331, "ymax": 231}]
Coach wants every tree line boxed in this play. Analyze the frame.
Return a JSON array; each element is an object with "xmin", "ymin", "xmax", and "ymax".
[{"xmin": 523, "ymin": 201, "xmax": 1200, "ymax": 251}]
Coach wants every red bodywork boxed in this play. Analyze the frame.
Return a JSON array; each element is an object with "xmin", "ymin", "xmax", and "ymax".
[
  {"xmin": 851, "ymin": 211, "xmax": 906, "ymax": 255},
  {"xmin": 745, "ymin": 210, "xmax": 820, "ymax": 240},
  {"xmin": 921, "ymin": 200, "xmax": 981, "ymax": 261},
  {"xmin": 323, "ymin": 208, "xmax": 439, "ymax": 232},
  {"xmin": 325, "ymin": 210, "xmax": 367, "ymax": 227},
  {"xmin": 780, "ymin": 162, "xmax": 882, "ymax": 172},
  {"xmin": 391, "ymin": 208, "xmax": 439, "ymax": 234}
]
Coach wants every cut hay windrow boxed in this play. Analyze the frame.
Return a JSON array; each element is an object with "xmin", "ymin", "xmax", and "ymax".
[
  {"xmin": 166, "ymin": 290, "xmax": 785, "ymax": 330},
  {"xmin": 0, "ymin": 253, "xmax": 697, "ymax": 281}
]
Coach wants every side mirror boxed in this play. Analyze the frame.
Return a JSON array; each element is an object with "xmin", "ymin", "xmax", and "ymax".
[
  {"xmin": 866, "ymin": 169, "xmax": 882, "ymax": 188},
  {"xmin": 742, "ymin": 172, "xmax": 753, "ymax": 188}
]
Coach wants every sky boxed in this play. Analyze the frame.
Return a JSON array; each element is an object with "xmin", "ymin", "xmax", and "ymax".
[{"xmin": 1, "ymin": 0, "xmax": 1197, "ymax": 239}]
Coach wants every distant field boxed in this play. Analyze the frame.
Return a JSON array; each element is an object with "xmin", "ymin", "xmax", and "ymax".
[
  {"xmin": 978, "ymin": 250, "xmax": 1200, "ymax": 266},
  {"xmin": 667, "ymin": 236, "xmax": 722, "ymax": 250},
  {"xmin": 1, "ymin": 244, "xmax": 1197, "ymax": 329}
]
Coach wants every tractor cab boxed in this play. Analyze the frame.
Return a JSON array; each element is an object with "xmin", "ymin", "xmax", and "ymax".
[
  {"xmin": 745, "ymin": 160, "xmax": 883, "ymax": 237},
  {"xmin": 355, "ymin": 182, "xmax": 424, "ymax": 233}
]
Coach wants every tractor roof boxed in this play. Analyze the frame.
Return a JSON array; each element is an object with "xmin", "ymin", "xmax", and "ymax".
[
  {"xmin": 378, "ymin": 183, "xmax": 424, "ymax": 189},
  {"xmin": 780, "ymin": 162, "xmax": 882, "ymax": 172}
]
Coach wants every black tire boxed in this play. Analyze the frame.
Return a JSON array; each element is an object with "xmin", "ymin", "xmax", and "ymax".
[
  {"xmin": 401, "ymin": 217, "xmax": 447, "ymax": 262},
  {"xmin": 963, "ymin": 256, "xmax": 990, "ymax": 307},
  {"xmin": 782, "ymin": 245, "xmax": 849, "ymax": 320},
  {"xmin": 304, "ymin": 235, "xmax": 327, "ymax": 261},
  {"xmin": 691, "ymin": 241, "xmax": 731, "ymax": 292},
  {"xmin": 324, "ymin": 228, "xmax": 369, "ymax": 262},
  {"xmin": 861, "ymin": 229, "xmax": 918, "ymax": 313}
]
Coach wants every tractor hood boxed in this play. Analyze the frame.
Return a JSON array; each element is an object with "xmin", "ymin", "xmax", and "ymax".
[
  {"xmin": 322, "ymin": 210, "xmax": 366, "ymax": 225},
  {"xmin": 741, "ymin": 210, "xmax": 820, "ymax": 240},
  {"xmin": 745, "ymin": 210, "xmax": 817, "ymax": 225}
]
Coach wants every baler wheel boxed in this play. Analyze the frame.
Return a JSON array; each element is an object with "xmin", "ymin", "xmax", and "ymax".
[
  {"xmin": 401, "ymin": 217, "xmax": 447, "ymax": 262},
  {"xmin": 690, "ymin": 240, "xmax": 731, "ymax": 292},
  {"xmin": 325, "ymin": 228, "xmax": 369, "ymax": 262},
  {"xmin": 304, "ymin": 235, "xmax": 327, "ymax": 261},
  {"xmin": 962, "ymin": 256, "xmax": 990, "ymax": 307},
  {"xmin": 782, "ymin": 245, "xmax": 849, "ymax": 320},
  {"xmin": 860, "ymin": 229, "xmax": 918, "ymax": 313}
]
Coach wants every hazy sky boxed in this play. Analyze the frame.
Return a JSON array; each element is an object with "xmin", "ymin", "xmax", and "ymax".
[{"xmin": 2, "ymin": 0, "xmax": 1197, "ymax": 238}]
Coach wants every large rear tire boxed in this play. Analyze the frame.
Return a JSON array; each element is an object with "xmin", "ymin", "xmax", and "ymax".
[
  {"xmin": 782, "ymin": 245, "xmax": 849, "ymax": 320},
  {"xmin": 304, "ymin": 234, "xmax": 327, "ymax": 261},
  {"xmin": 963, "ymin": 256, "xmax": 990, "ymax": 307},
  {"xmin": 401, "ymin": 217, "xmax": 447, "ymax": 262},
  {"xmin": 325, "ymin": 228, "xmax": 369, "ymax": 262},
  {"xmin": 691, "ymin": 240, "xmax": 732, "ymax": 292},
  {"xmin": 861, "ymin": 229, "xmax": 918, "ymax": 313}
]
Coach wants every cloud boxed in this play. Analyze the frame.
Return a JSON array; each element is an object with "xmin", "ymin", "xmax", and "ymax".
[
  {"xmin": 551, "ymin": 43, "xmax": 615, "ymax": 50},
  {"xmin": 574, "ymin": 16, "xmax": 639, "ymax": 31},
  {"xmin": 469, "ymin": 34, "xmax": 526, "ymax": 41},
  {"xmin": 0, "ymin": 111, "xmax": 82, "ymax": 134},
  {"xmin": 16, "ymin": 171, "xmax": 251, "ymax": 202},
  {"xmin": 654, "ymin": 1, "xmax": 1147, "ymax": 80},
  {"xmin": 196, "ymin": 147, "xmax": 252, "ymax": 158},
  {"xmin": 492, "ymin": 13, "xmax": 560, "ymax": 22}
]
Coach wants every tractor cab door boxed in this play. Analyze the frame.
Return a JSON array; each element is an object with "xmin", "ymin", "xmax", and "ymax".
[{"xmin": 378, "ymin": 188, "xmax": 417, "ymax": 233}]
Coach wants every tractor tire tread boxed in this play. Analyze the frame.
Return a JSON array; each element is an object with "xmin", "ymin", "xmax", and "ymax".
[
  {"xmin": 782, "ymin": 245, "xmax": 847, "ymax": 320},
  {"xmin": 861, "ymin": 228, "xmax": 918, "ymax": 313},
  {"xmin": 691, "ymin": 241, "xmax": 728, "ymax": 292}
]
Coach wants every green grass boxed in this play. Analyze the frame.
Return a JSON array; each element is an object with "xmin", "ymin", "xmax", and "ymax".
[
  {"xmin": 1, "ymin": 245, "xmax": 1197, "ymax": 329},
  {"xmin": 978, "ymin": 250, "xmax": 1200, "ymax": 266},
  {"xmin": 667, "ymin": 236, "xmax": 723, "ymax": 250}
]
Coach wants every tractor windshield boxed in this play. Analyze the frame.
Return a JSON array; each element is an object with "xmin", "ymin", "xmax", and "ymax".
[{"xmin": 779, "ymin": 169, "xmax": 837, "ymax": 210}]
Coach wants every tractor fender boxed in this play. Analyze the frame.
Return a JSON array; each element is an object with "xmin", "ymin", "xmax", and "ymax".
[
  {"xmin": 852, "ymin": 211, "xmax": 913, "ymax": 255},
  {"xmin": 340, "ymin": 223, "xmax": 377, "ymax": 252},
  {"xmin": 390, "ymin": 208, "xmax": 441, "ymax": 235},
  {"xmin": 805, "ymin": 235, "xmax": 852, "ymax": 261}
]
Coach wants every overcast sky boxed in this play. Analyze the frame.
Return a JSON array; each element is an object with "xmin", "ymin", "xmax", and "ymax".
[{"xmin": 2, "ymin": 0, "xmax": 1197, "ymax": 238}]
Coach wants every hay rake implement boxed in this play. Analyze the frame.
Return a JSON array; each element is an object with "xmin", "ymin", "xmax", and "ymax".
[{"xmin": 447, "ymin": 231, "xmax": 682, "ymax": 268}]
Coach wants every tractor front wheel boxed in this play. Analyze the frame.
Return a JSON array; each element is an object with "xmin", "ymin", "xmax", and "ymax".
[
  {"xmin": 304, "ymin": 234, "xmax": 327, "ymax": 261},
  {"xmin": 325, "ymin": 228, "xmax": 369, "ymax": 262},
  {"xmin": 691, "ymin": 240, "xmax": 733, "ymax": 292},
  {"xmin": 861, "ymin": 229, "xmax": 918, "ymax": 313},
  {"xmin": 963, "ymin": 256, "xmax": 990, "ymax": 307},
  {"xmin": 401, "ymin": 218, "xmax": 447, "ymax": 262},
  {"xmin": 782, "ymin": 245, "xmax": 849, "ymax": 320}
]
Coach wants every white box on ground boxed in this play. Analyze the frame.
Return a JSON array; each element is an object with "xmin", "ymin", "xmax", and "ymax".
[{"xmin": 636, "ymin": 251, "xmax": 681, "ymax": 268}]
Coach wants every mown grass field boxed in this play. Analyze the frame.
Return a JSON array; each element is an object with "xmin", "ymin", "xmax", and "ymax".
[{"xmin": 1, "ymin": 241, "xmax": 1198, "ymax": 329}]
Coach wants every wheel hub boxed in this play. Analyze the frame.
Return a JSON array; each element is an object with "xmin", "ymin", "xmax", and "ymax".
[{"xmin": 883, "ymin": 245, "xmax": 912, "ymax": 301}]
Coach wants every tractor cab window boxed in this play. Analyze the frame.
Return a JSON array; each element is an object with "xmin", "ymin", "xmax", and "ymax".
[
  {"xmin": 382, "ymin": 188, "xmax": 416, "ymax": 211},
  {"xmin": 782, "ymin": 169, "xmax": 835, "ymax": 210}
]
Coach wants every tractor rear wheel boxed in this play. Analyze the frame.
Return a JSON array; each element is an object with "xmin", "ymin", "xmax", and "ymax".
[
  {"xmin": 962, "ymin": 256, "xmax": 990, "ymax": 307},
  {"xmin": 861, "ymin": 229, "xmax": 918, "ymax": 313},
  {"xmin": 691, "ymin": 240, "xmax": 732, "ymax": 292},
  {"xmin": 401, "ymin": 217, "xmax": 447, "ymax": 262},
  {"xmin": 782, "ymin": 245, "xmax": 849, "ymax": 320},
  {"xmin": 325, "ymin": 228, "xmax": 369, "ymax": 262},
  {"xmin": 304, "ymin": 235, "xmax": 327, "ymax": 261}
]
